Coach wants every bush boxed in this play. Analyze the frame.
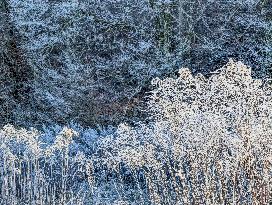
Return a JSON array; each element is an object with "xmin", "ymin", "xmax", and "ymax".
[{"xmin": 91, "ymin": 60, "xmax": 272, "ymax": 204}]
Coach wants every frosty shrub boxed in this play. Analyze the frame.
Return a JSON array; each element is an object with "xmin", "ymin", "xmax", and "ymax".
[
  {"xmin": 146, "ymin": 60, "xmax": 272, "ymax": 204},
  {"xmin": 91, "ymin": 60, "xmax": 272, "ymax": 204}
]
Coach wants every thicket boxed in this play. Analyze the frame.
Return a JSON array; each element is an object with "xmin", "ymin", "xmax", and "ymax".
[{"xmin": 0, "ymin": 62, "xmax": 271, "ymax": 204}]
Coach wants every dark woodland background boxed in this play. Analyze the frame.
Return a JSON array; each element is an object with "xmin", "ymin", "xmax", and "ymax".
[{"xmin": 0, "ymin": 0, "xmax": 271, "ymax": 128}]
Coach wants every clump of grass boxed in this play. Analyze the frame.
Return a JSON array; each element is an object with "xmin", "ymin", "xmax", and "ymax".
[{"xmin": 0, "ymin": 125, "xmax": 90, "ymax": 205}]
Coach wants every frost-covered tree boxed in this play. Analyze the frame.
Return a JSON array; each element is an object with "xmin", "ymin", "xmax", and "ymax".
[{"xmin": 92, "ymin": 61, "xmax": 272, "ymax": 204}]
